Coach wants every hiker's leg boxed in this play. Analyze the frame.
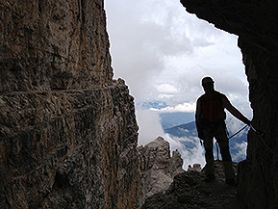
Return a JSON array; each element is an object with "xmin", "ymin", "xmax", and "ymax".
[
  {"xmin": 203, "ymin": 136, "xmax": 215, "ymax": 178},
  {"xmin": 215, "ymin": 123, "xmax": 235, "ymax": 180}
]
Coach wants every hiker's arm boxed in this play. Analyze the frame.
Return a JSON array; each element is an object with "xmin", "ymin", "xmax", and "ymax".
[
  {"xmin": 195, "ymin": 99, "xmax": 201, "ymax": 126},
  {"xmin": 222, "ymin": 97, "xmax": 251, "ymax": 125},
  {"xmin": 195, "ymin": 99, "xmax": 204, "ymax": 139}
]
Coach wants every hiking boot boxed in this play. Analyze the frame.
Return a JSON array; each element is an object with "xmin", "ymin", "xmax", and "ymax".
[
  {"xmin": 225, "ymin": 178, "xmax": 237, "ymax": 186},
  {"xmin": 204, "ymin": 174, "xmax": 215, "ymax": 183}
]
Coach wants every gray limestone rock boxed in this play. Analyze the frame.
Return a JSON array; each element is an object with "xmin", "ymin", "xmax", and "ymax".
[
  {"xmin": 138, "ymin": 137, "xmax": 184, "ymax": 205},
  {"xmin": 0, "ymin": 1, "xmax": 140, "ymax": 209}
]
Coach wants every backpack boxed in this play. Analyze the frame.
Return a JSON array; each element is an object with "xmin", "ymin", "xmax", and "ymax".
[{"xmin": 199, "ymin": 91, "xmax": 226, "ymax": 123}]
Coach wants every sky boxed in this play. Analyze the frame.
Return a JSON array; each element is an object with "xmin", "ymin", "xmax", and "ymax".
[{"xmin": 105, "ymin": 0, "xmax": 251, "ymax": 168}]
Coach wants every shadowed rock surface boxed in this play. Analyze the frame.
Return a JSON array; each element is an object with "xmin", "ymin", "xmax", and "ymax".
[
  {"xmin": 0, "ymin": 1, "xmax": 140, "ymax": 209},
  {"xmin": 138, "ymin": 137, "xmax": 184, "ymax": 205},
  {"xmin": 180, "ymin": 1, "xmax": 278, "ymax": 208},
  {"xmin": 141, "ymin": 161, "xmax": 240, "ymax": 209}
]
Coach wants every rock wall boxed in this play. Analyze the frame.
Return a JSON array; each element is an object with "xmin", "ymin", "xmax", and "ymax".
[
  {"xmin": 138, "ymin": 137, "xmax": 184, "ymax": 205},
  {"xmin": 180, "ymin": 0, "xmax": 278, "ymax": 208},
  {"xmin": 0, "ymin": 1, "xmax": 139, "ymax": 209}
]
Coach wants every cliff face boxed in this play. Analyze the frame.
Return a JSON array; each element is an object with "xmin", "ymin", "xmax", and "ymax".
[
  {"xmin": 0, "ymin": 1, "xmax": 139, "ymax": 209},
  {"xmin": 138, "ymin": 137, "xmax": 184, "ymax": 205},
  {"xmin": 180, "ymin": 1, "xmax": 278, "ymax": 208}
]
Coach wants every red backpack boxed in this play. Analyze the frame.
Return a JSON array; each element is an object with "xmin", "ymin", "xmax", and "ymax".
[{"xmin": 200, "ymin": 91, "xmax": 226, "ymax": 123}]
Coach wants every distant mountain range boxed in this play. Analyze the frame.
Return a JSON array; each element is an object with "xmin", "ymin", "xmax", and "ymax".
[
  {"xmin": 164, "ymin": 120, "xmax": 248, "ymax": 162},
  {"xmin": 164, "ymin": 121, "xmax": 197, "ymax": 137},
  {"xmin": 138, "ymin": 101, "xmax": 168, "ymax": 110},
  {"xmin": 159, "ymin": 112, "xmax": 195, "ymax": 129},
  {"xmin": 137, "ymin": 101, "xmax": 195, "ymax": 128},
  {"xmin": 138, "ymin": 101, "xmax": 249, "ymax": 162}
]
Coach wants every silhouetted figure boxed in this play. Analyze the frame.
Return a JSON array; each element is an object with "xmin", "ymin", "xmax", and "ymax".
[{"xmin": 195, "ymin": 76, "xmax": 251, "ymax": 185}]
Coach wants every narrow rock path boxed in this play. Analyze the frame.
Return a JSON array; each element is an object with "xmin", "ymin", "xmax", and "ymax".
[{"xmin": 141, "ymin": 161, "xmax": 244, "ymax": 209}]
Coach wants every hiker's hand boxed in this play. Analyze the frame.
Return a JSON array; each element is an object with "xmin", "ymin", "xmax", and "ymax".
[
  {"xmin": 245, "ymin": 119, "xmax": 251, "ymax": 126},
  {"xmin": 198, "ymin": 131, "xmax": 204, "ymax": 140}
]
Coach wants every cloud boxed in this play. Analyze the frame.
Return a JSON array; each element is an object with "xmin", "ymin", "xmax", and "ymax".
[
  {"xmin": 226, "ymin": 115, "xmax": 247, "ymax": 135},
  {"xmin": 105, "ymin": 0, "xmax": 249, "ymax": 109},
  {"xmin": 164, "ymin": 132, "xmax": 248, "ymax": 170},
  {"xmin": 105, "ymin": 0, "xmax": 250, "ymax": 105},
  {"xmin": 151, "ymin": 102, "xmax": 196, "ymax": 113},
  {"xmin": 233, "ymin": 142, "xmax": 247, "ymax": 162},
  {"xmin": 157, "ymin": 94, "xmax": 175, "ymax": 99},
  {"xmin": 135, "ymin": 108, "xmax": 205, "ymax": 169},
  {"xmin": 136, "ymin": 109, "xmax": 165, "ymax": 145},
  {"xmin": 164, "ymin": 134, "xmax": 206, "ymax": 170},
  {"xmin": 106, "ymin": 1, "xmax": 251, "ymax": 118},
  {"xmin": 105, "ymin": 0, "xmax": 195, "ymax": 101},
  {"xmin": 156, "ymin": 83, "xmax": 178, "ymax": 94}
]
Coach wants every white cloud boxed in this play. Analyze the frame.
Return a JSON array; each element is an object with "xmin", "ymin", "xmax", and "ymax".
[
  {"xmin": 156, "ymin": 83, "xmax": 178, "ymax": 94},
  {"xmin": 135, "ymin": 108, "xmax": 205, "ymax": 169},
  {"xmin": 105, "ymin": 0, "xmax": 250, "ymax": 114},
  {"xmin": 233, "ymin": 142, "xmax": 247, "ymax": 162},
  {"xmin": 164, "ymin": 134, "xmax": 206, "ymax": 170},
  {"xmin": 157, "ymin": 94, "xmax": 175, "ymax": 99},
  {"xmin": 136, "ymin": 109, "xmax": 165, "ymax": 145},
  {"xmin": 226, "ymin": 114, "xmax": 250, "ymax": 135},
  {"xmin": 151, "ymin": 102, "xmax": 196, "ymax": 113}
]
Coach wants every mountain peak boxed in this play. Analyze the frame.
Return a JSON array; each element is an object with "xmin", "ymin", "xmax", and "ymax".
[{"xmin": 138, "ymin": 137, "xmax": 184, "ymax": 205}]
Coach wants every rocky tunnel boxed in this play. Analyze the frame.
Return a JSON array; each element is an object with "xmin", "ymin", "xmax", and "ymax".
[{"xmin": 180, "ymin": 0, "xmax": 278, "ymax": 208}]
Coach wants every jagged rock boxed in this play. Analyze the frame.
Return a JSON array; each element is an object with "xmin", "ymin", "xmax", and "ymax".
[
  {"xmin": 188, "ymin": 164, "xmax": 202, "ymax": 172},
  {"xmin": 0, "ymin": 1, "xmax": 139, "ymax": 209},
  {"xmin": 180, "ymin": 1, "xmax": 278, "ymax": 208},
  {"xmin": 141, "ymin": 161, "xmax": 241, "ymax": 209},
  {"xmin": 138, "ymin": 137, "xmax": 184, "ymax": 205}
]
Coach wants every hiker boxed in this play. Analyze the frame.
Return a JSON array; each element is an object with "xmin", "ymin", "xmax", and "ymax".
[{"xmin": 195, "ymin": 76, "xmax": 251, "ymax": 185}]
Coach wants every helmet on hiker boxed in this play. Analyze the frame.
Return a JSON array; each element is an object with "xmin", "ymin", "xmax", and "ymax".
[{"xmin": 201, "ymin": 77, "xmax": 214, "ymax": 86}]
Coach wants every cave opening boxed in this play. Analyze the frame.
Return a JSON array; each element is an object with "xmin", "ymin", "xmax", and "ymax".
[{"xmin": 105, "ymin": 0, "xmax": 252, "ymax": 169}]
